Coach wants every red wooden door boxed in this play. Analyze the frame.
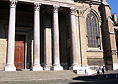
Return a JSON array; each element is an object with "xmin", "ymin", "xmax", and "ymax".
[{"xmin": 14, "ymin": 41, "xmax": 24, "ymax": 69}]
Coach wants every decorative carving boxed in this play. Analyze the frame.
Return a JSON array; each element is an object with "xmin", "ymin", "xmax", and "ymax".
[
  {"xmin": 53, "ymin": 5, "xmax": 59, "ymax": 13},
  {"xmin": 10, "ymin": 0, "xmax": 18, "ymax": 8},
  {"xmin": 34, "ymin": 3, "xmax": 41, "ymax": 11},
  {"xmin": 112, "ymin": 50, "xmax": 117, "ymax": 55},
  {"xmin": 70, "ymin": 7, "xmax": 76, "ymax": 15},
  {"xmin": 78, "ymin": 10, "xmax": 83, "ymax": 16}
]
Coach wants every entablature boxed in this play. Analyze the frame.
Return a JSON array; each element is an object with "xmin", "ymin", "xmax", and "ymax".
[{"xmin": 18, "ymin": 0, "xmax": 76, "ymax": 8}]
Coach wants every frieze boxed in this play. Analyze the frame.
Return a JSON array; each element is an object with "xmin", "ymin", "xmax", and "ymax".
[{"xmin": 18, "ymin": 0, "xmax": 75, "ymax": 8}]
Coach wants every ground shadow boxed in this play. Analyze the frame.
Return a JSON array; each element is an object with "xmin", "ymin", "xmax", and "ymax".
[{"xmin": 70, "ymin": 74, "xmax": 118, "ymax": 84}]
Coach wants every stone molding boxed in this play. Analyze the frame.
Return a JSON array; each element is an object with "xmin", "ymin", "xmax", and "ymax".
[
  {"xmin": 75, "ymin": 0, "xmax": 101, "ymax": 5},
  {"xmin": 18, "ymin": 0, "xmax": 75, "ymax": 8}
]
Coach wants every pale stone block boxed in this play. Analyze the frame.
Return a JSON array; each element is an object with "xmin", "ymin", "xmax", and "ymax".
[
  {"xmin": 76, "ymin": 66, "xmax": 96, "ymax": 75},
  {"xmin": 44, "ymin": 65, "xmax": 52, "ymax": 71},
  {"xmin": 52, "ymin": 65, "xmax": 63, "ymax": 70},
  {"xmin": 113, "ymin": 63, "xmax": 118, "ymax": 70},
  {"xmin": 69, "ymin": 65, "xmax": 81, "ymax": 70},
  {"xmin": 32, "ymin": 64, "xmax": 43, "ymax": 71},
  {"xmin": 44, "ymin": 28, "xmax": 52, "ymax": 71},
  {"xmin": 0, "ymin": 39, "xmax": 7, "ymax": 70},
  {"xmin": 4, "ymin": 64, "xmax": 16, "ymax": 71}
]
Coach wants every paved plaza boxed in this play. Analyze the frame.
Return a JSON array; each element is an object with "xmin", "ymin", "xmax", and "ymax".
[
  {"xmin": 0, "ymin": 70, "xmax": 118, "ymax": 84},
  {"xmin": 0, "ymin": 76, "xmax": 118, "ymax": 84}
]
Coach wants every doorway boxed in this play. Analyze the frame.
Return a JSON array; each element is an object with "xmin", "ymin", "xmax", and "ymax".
[{"xmin": 14, "ymin": 35, "xmax": 25, "ymax": 70}]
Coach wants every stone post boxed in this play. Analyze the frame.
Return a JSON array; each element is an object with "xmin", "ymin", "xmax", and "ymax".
[
  {"xmin": 77, "ymin": 10, "xmax": 88, "ymax": 68},
  {"xmin": 52, "ymin": 5, "xmax": 63, "ymax": 70},
  {"xmin": 4, "ymin": 0, "xmax": 17, "ymax": 71},
  {"xmin": 32, "ymin": 3, "xmax": 43, "ymax": 71},
  {"xmin": 69, "ymin": 7, "xmax": 80, "ymax": 70},
  {"xmin": 44, "ymin": 16, "xmax": 52, "ymax": 71}
]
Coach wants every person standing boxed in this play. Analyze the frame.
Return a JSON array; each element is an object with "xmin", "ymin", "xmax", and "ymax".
[
  {"xmin": 102, "ymin": 67, "xmax": 105, "ymax": 74},
  {"xmin": 97, "ymin": 68, "xmax": 99, "ymax": 75}
]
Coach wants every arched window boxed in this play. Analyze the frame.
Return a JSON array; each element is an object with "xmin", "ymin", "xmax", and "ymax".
[{"xmin": 86, "ymin": 13, "xmax": 98, "ymax": 48}]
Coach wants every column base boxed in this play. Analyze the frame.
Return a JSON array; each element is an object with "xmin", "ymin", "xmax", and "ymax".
[
  {"xmin": 44, "ymin": 65, "xmax": 52, "ymax": 71},
  {"xmin": 113, "ymin": 63, "xmax": 118, "ymax": 70},
  {"xmin": 69, "ymin": 64, "xmax": 81, "ymax": 70},
  {"xmin": 4, "ymin": 64, "xmax": 16, "ymax": 71},
  {"xmin": 52, "ymin": 65, "xmax": 63, "ymax": 71},
  {"xmin": 32, "ymin": 64, "xmax": 43, "ymax": 71}
]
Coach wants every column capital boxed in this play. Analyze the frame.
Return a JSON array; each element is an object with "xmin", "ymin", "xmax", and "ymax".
[
  {"xmin": 10, "ymin": 0, "xmax": 18, "ymax": 8},
  {"xmin": 34, "ymin": 3, "xmax": 41, "ymax": 11},
  {"xmin": 77, "ymin": 10, "xmax": 84, "ymax": 17},
  {"xmin": 70, "ymin": 7, "xmax": 76, "ymax": 15},
  {"xmin": 53, "ymin": 5, "xmax": 60, "ymax": 13}
]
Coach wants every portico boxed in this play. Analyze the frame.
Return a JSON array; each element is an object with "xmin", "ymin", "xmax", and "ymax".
[{"xmin": 4, "ymin": 0, "xmax": 81, "ymax": 71}]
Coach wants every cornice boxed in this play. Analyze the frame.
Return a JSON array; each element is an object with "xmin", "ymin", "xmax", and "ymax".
[
  {"xmin": 75, "ymin": 0, "xmax": 101, "ymax": 5},
  {"xmin": 18, "ymin": 0, "xmax": 76, "ymax": 8},
  {"xmin": 75, "ymin": 0, "xmax": 110, "ymax": 6}
]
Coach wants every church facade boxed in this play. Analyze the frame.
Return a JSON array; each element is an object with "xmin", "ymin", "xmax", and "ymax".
[{"xmin": 0, "ymin": 0, "xmax": 118, "ymax": 71}]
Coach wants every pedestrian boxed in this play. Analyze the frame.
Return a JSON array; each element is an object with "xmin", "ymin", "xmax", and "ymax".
[
  {"xmin": 97, "ymin": 68, "xmax": 99, "ymax": 75},
  {"xmin": 102, "ymin": 67, "xmax": 104, "ymax": 74},
  {"xmin": 85, "ymin": 69, "xmax": 87, "ymax": 75}
]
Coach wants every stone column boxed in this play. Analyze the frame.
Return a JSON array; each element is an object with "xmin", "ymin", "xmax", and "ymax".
[
  {"xmin": 32, "ymin": 3, "xmax": 43, "ymax": 71},
  {"xmin": 69, "ymin": 7, "xmax": 80, "ymax": 70},
  {"xmin": 52, "ymin": 5, "xmax": 63, "ymax": 70},
  {"xmin": 4, "ymin": 0, "xmax": 17, "ymax": 71}
]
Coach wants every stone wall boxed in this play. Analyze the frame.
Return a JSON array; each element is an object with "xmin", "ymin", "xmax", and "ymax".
[
  {"xmin": 0, "ymin": 9, "xmax": 9, "ymax": 70},
  {"xmin": 75, "ymin": 2, "xmax": 104, "ymax": 69}
]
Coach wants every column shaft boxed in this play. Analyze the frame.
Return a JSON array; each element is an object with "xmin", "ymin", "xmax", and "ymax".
[
  {"xmin": 32, "ymin": 3, "xmax": 43, "ymax": 71},
  {"xmin": 70, "ymin": 7, "xmax": 80, "ymax": 70},
  {"xmin": 4, "ymin": 1, "xmax": 17, "ymax": 71},
  {"xmin": 52, "ymin": 5, "xmax": 63, "ymax": 70}
]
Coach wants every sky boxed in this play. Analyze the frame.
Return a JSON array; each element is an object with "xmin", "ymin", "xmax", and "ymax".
[{"xmin": 106, "ymin": 0, "xmax": 118, "ymax": 18}]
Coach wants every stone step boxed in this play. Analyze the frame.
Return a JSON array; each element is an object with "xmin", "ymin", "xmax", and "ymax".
[{"xmin": 0, "ymin": 70, "xmax": 83, "ymax": 81}]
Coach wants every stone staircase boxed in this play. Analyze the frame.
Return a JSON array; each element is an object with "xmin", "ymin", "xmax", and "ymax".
[{"xmin": 0, "ymin": 70, "xmax": 83, "ymax": 81}]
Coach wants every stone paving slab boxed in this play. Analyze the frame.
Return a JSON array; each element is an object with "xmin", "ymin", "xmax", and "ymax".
[
  {"xmin": 0, "ymin": 70, "xmax": 118, "ymax": 82},
  {"xmin": 0, "ymin": 70, "xmax": 83, "ymax": 82}
]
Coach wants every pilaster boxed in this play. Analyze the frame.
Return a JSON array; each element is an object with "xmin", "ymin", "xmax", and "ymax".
[
  {"xmin": 44, "ymin": 16, "xmax": 52, "ymax": 71},
  {"xmin": 69, "ymin": 7, "xmax": 81, "ymax": 70}
]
